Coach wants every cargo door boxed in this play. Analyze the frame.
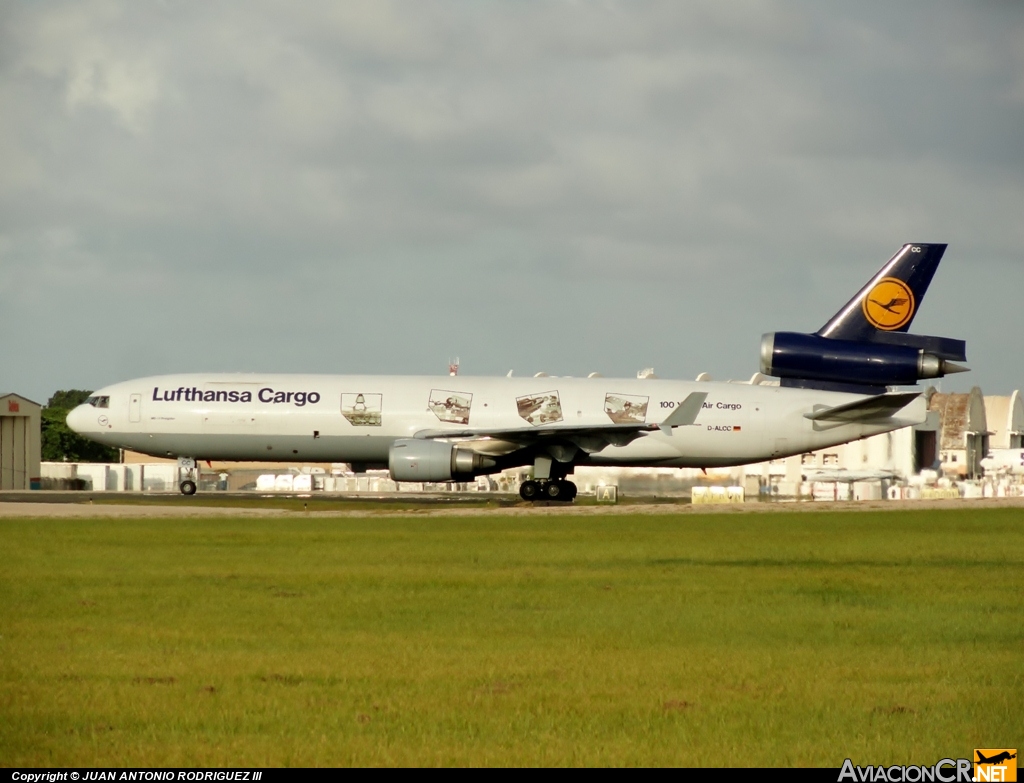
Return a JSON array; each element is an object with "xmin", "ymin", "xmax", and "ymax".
[
  {"xmin": 772, "ymin": 437, "xmax": 790, "ymax": 458},
  {"xmin": 129, "ymin": 393, "xmax": 142, "ymax": 423},
  {"xmin": 202, "ymin": 412, "xmax": 259, "ymax": 432},
  {"xmin": 747, "ymin": 400, "xmax": 768, "ymax": 456}
]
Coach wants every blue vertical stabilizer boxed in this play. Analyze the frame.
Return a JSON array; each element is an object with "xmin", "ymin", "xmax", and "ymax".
[{"xmin": 816, "ymin": 243, "xmax": 946, "ymax": 341}]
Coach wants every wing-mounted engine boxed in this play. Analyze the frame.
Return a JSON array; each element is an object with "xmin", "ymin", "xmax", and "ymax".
[
  {"xmin": 759, "ymin": 243, "xmax": 968, "ymax": 394},
  {"xmin": 389, "ymin": 439, "xmax": 497, "ymax": 482}
]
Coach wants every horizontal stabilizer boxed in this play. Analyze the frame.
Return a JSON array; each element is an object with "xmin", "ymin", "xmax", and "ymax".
[
  {"xmin": 804, "ymin": 391, "xmax": 921, "ymax": 424},
  {"xmin": 659, "ymin": 392, "xmax": 708, "ymax": 431},
  {"xmin": 868, "ymin": 331, "xmax": 967, "ymax": 362}
]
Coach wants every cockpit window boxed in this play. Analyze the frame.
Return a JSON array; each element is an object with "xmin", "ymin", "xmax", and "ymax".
[{"xmin": 85, "ymin": 396, "xmax": 110, "ymax": 408}]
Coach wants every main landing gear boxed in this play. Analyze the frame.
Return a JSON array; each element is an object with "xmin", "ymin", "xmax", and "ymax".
[
  {"xmin": 520, "ymin": 453, "xmax": 578, "ymax": 502},
  {"xmin": 519, "ymin": 479, "xmax": 577, "ymax": 502}
]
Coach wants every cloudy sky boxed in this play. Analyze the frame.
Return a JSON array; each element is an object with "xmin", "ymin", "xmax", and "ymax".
[{"xmin": 2, "ymin": 1, "xmax": 1022, "ymax": 403}]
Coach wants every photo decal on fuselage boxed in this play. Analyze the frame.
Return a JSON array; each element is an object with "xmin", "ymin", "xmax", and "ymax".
[
  {"xmin": 516, "ymin": 391, "xmax": 563, "ymax": 426},
  {"xmin": 428, "ymin": 389, "xmax": 472, "ymax": 425},
  {"xmin": 341, "ymin": 393, "xmax": 382, "ymax": 426},
  {"xmin": 604, "ymin": 393, "xmax": 649, "ymax": 424}
]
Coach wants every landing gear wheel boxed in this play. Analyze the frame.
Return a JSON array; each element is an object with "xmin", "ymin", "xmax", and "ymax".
[
  {"xmin": 544, "ymin": 480, "xmax": 577, "ymax": 502},
  {"xmin": 544, "ymin": 481, "xmax": 564, "ymax": 500},
  {"xmin": 180, "ymin": 480, "xmax": 197, "ymax": 496},
  {"xmin": 519, "ymin": 480, "xmax": 540, "ymax": 501}
]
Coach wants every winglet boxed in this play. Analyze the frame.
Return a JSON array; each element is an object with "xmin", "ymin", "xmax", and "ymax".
[{"xmin": 658, "ymin": 392, "xmax": 708, "ymax": 433}]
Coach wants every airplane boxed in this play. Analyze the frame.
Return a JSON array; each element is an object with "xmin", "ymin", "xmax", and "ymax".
[
  {"xmin": 67, "ymin": 243, "xmax": 968, "ymax": 501},
  {"xmin": 803, "ymin": 468, "xmax": 899, "ymax": 483},
  {"xmin": 976, "ymin": 751, "xmax": 1016, "ymax": 765},
  {"xmin": 980, "ymin": 449, "xmax": 1024, "ymax": 476}
]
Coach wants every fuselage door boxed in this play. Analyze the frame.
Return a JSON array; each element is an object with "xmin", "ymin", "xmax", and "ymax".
[
  {"xmin": 129, "ymin": 393, "xmax": 142, "ymax": 423},
  {"xmin": 748, "ymin": 400, "xmax": 767, "ymax": 454}
]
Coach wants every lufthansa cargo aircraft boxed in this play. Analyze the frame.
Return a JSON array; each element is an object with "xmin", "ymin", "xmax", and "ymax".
[{"xmin": 68, "ymin": 244, "xmax": 967, "ymax": 500}]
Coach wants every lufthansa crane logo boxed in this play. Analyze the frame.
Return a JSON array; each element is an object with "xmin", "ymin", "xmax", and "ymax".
[{"xmin": 863, "ymin": 277, "xmax": 915, "ymax": 330}]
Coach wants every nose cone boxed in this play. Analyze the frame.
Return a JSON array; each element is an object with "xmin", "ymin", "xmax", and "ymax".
[{"xmin": 66, "ymin": 404, "xmax": 91, "ymax": 434}]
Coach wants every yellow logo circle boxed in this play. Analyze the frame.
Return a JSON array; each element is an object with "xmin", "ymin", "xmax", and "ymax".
[{"xmin": 863, "ymin": 277, "xmax": 915, "ymax": 330}]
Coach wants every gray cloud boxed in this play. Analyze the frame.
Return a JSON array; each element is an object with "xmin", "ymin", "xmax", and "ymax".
[{"xmin": 1, "ymin": 1, "xmax": 1022, "ymax": 401}]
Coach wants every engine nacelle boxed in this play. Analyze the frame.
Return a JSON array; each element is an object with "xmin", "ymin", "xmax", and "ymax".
[
  {"xmin": 760, "ymin": 332, "xmax": 964, "ymax": 388},
  {"xmin": 388, "ymin": 439, "xmax": 497, "ymax": 482}
]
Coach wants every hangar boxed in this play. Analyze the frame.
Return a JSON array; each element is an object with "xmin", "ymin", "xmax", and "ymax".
[
  {"xmin": 984, "ymin": 390, "xmax": 1024, "ymax": 450},
  {"xmin": 930, "ymin": 387, "xmax": 989, "ymax": 478},
  {"xmin": 0, "ymin": 393, "xmax": 42, "ymax": 490}
]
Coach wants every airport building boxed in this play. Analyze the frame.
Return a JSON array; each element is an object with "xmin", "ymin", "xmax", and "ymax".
[
  {"xmin": 0, "ymin": 393, "xmax": 42, "ymax": 491},
  {"xmin": 984, "ymin": 391, "xmax": 1024, "ymax": 450}
]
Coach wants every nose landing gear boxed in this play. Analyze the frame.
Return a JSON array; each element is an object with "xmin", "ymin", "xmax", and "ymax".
[{"xmin": 177, "ymin": 457, "xmax": 198, "ymax": 496}]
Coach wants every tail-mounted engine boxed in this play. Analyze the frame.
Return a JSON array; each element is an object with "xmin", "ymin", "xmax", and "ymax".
[
  {"xmin": 389, "ymin": 439, "xmax": 497, "ymax": 482},
  {"xmin": 759, "ymin": 243, "xmax": 968, "ymax": 393},
  {"xmin": 760, "ymin": 332, "xmax": 968, "ymax": 393}
]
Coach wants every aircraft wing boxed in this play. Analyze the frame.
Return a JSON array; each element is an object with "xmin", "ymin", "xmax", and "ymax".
[
  {"xmin": 804, "ymin": 391, "xmax": 921, "ymax": 424},
  {"xmin": 414, "ymin": 392, "xmax": 708, "ymax": 454}
]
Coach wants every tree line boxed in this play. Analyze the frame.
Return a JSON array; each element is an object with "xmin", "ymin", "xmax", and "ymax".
[{"xmin": 41, "ymin": 390, "xmax": 119, "ymax": 463}]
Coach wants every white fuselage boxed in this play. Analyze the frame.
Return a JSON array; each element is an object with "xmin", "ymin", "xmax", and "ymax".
[
  {"xmin": 67, "ymin": 373, "xmax": 927, "ymax": 469},
  {"xmin": 981, "ymin": 449, "xmax": 1024, "ymax": 476}
]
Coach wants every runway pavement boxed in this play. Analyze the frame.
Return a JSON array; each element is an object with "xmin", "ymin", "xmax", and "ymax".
[{"xmin": 1, "ymin": 493, "xmax": 1022, "ymax": 518}]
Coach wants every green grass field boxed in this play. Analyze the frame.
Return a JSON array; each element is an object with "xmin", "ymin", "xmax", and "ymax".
[{"xmin": 1, "ymin": 508, "xmax": 1021, "ymax": 766}]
